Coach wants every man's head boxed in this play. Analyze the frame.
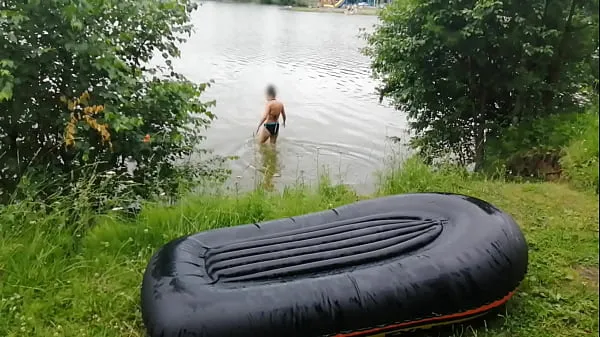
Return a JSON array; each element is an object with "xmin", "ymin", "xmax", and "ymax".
[{"xmin": 266, "ymin": 85, "xmax": 277, "ymax": 100}]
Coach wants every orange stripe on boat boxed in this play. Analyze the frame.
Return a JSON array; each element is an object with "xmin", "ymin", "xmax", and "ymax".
[{"xmin": 334, "ymin": 290, "xmax": 516, "ymax": 337}]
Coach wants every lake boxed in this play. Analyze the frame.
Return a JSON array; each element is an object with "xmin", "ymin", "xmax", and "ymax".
[{"xmin": 169, "ymin": 1, "xmax": 408, "ymax": 194}]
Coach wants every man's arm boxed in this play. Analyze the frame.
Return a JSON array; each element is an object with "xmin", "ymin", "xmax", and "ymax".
[
  {"xmin": 255, "ymin": 104, "xmax": 269, "ymax": 134},
  {"xmin": 281, "ymin": 105, "xmax": 286, "ymax": 127}
]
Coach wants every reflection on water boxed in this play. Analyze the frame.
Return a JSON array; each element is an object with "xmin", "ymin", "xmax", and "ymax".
[
  {"xmin": 164, "ymin": 2, "xmax": 409, "ymax": 194},
  {"xmin": 258, "ymin": 143, "xmax": 281, "ymax": 191}
]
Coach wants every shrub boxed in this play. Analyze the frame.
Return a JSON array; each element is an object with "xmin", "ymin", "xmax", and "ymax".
[
  {"xmin": 363, "ymin": 0, "xmax": 599, "ymax": 169},
  {"xmin": 483, "ymin": 110, "xmax": 591, "ymax": 179},
  {"xmin": 0, "ymin": 0, "xmax": 227, "ymax": 204},
  {"xmin": 482, "ymin": 104, "xmax": 598, "ymax": 191}
]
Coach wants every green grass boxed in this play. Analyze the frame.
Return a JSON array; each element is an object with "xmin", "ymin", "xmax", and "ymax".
[
  {"xmin": 560, "ymin": 111, "xmax": 599, "ymax": 193},
  {"xmin": 0, "ymin": 158, "xmax": 598, "ymax": 337}
]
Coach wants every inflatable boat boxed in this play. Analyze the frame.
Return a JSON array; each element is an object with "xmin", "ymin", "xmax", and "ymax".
[{"xmin": 140, "ymin": 193, "xmax": 528, "ymax": 337}]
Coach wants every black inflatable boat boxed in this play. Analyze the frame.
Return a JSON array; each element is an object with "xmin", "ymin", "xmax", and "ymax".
[{"xmin": 140, "ymin": 193, "xmax": 528, "ymax": 337}]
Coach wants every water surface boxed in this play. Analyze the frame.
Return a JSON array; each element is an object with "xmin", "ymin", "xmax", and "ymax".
[{"xmin": 171, "ymin": 2, "xmax": 407, "ymax": 193}]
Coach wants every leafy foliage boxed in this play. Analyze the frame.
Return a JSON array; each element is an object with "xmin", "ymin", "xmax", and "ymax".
[
  {"xmin": 483, "ymin": 110, "xmax": 590, "ymax": 178},
  {"xmin": 364, "ymin": 0, "xmax": 599, "ymax": 169},
  {"xmin": 482, "ymin": 103, "xmax": 598, "ymax": 193},
  {"xmin": 0, "ymin": 0, "xmax": 227, "ymax": 203}
]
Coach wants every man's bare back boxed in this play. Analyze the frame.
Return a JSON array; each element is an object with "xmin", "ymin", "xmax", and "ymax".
[
  {"xmin": 265, "ymin": 100, "xmax": 284, "ymax": 123},
  {"xmin": 256, "ymin": 85, "xmax": 286, "ymax": 144}
]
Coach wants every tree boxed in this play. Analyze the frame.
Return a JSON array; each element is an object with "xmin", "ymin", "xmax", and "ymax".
[
  {"xmin": 363, "ymin": 0, "xmax": 599, "ymax": 169},
  {"xmin": 0, "ymin": 0, "xmax": 225, "ymax": 203}
]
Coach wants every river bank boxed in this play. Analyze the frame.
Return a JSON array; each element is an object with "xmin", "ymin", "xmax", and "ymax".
[
  {"xmin": 286, "ymin": 6, "xmax": 380, "ymax": 15},
  {"xmin": 0, "ymin": 157, "xmax": 598, "ymax": 337},
  {"xmin": 204, "ymin": 0, "xmax": 380, "ymax": 14}
]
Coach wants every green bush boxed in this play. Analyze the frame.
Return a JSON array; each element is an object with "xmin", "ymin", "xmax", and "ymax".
[
  {"xmin": 0, "ymin": 0, "xmax": 227, "ymax": 204},
  {"xmin": 483, "ymin": 104, "xmax": 599, "ymax": 193},
  {"xmin": 364, "ymin": 0, "xmax": 599, "ymax": 169},
  {"xmin": 560, "ymin": 112, "xmax": 599, "ymax": 193},
  {"xmin": 483, "ymin": 111, "xmax": 591, "ymax": 178}
]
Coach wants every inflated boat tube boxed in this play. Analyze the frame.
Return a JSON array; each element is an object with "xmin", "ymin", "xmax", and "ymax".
[{"xmin": 140, "ymin": 193, "xmax": 528, "ymax": 337}]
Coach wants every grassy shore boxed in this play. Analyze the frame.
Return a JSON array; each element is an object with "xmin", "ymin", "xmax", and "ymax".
[
  {"xmin": 0, "ymin": 158, "xmax": 598, "ymax": 337},
  {"xmin": 287, "ymin": 6, "xmax": 380, "ymax": 15}
]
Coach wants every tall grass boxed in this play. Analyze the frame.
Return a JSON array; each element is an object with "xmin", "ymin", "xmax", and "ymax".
[
  {"xmin": 560, "ymin": 111, "xmax": 599, "ymax": 193},
  {"xmin": 0, "ymin": 172, "xmax": 360, "ymax": 336},
  {"xmin": 376, "ymin": 155, "xmax": 474, "ymax": 195},
  {"xmin": 0, "ymin": 153, "xmax": 598, "ymax": 337}
]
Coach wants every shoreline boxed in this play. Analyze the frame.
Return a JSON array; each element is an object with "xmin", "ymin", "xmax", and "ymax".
[
  {"xmin": 285, "ymin": 6, "xmax": 380, "ymax": 15},
  {"xmin": 202, "ymin": 1, "xmax": 381, "ymax": 15}
]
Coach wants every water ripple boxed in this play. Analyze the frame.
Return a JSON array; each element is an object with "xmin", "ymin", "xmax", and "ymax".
[{"xmin": 167, "ymin": 2, "xmax": 407, "ymax": 194}]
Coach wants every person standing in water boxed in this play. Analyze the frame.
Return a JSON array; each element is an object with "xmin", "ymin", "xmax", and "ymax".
[{"xmin": 255, "ymin": 85, "xmax": 286, "ymax": 144}]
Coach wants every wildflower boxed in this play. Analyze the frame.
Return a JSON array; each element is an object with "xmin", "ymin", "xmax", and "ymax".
[{"xmin": 143, "ymin": 134, "xmax": 151, "ymax": 143}]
